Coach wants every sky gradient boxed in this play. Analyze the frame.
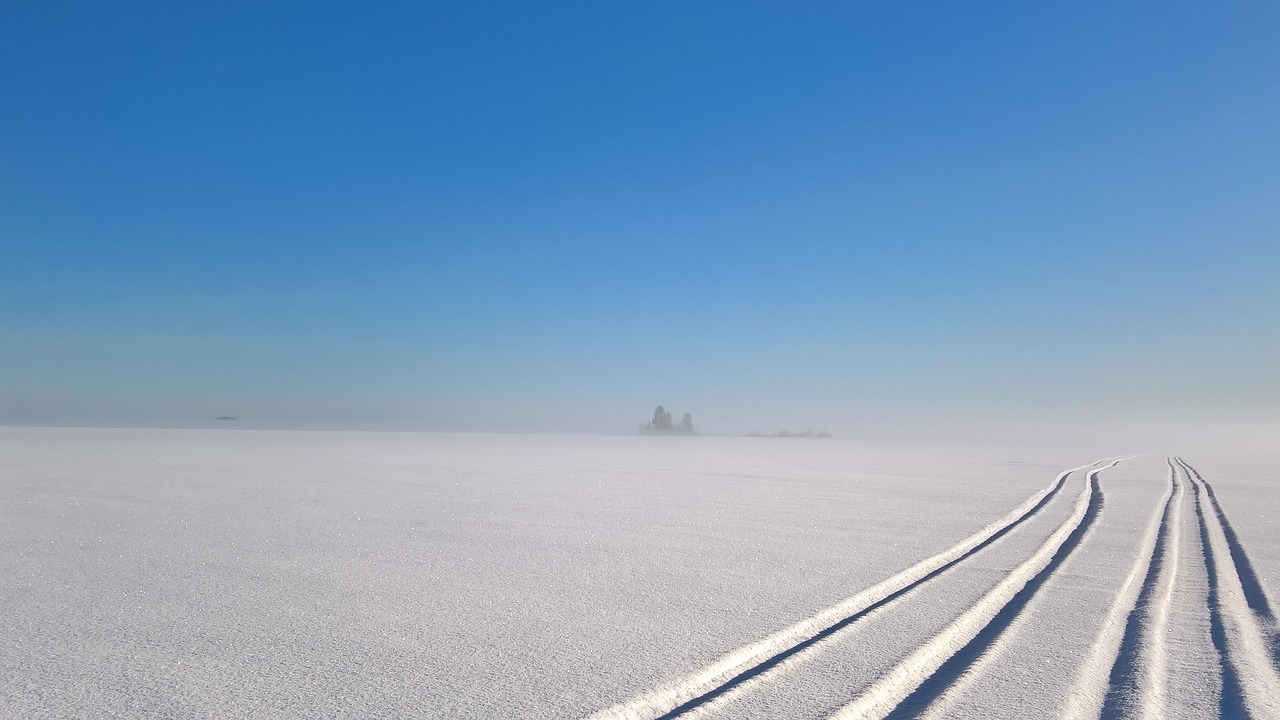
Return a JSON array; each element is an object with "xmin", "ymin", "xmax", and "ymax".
[{"xmin": 3, "ymin": 1, "xmax": 1278, "ymax": 433}]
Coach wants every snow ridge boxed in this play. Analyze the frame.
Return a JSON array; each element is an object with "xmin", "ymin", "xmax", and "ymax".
[
  {"xmin": 585, "ymin": 460, "xmax": 1109, "ymax": 720},
  {"xmin": 1179, "ymin": 457, "xmax": 1280, "ymax": 719},
  {"xmin": 826, "ymin": 459, "xmax": 1123, "ymax": 720}
]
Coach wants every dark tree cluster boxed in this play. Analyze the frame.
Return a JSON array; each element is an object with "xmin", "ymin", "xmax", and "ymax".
[{"xmin": 640, "ymin": 405, "xmax": 695, "ymax": 435}]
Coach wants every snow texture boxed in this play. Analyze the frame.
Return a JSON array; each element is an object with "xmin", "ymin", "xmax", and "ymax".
[{"xmin": 1, "ymin": 428, "xmax": 1277, "ymax": 719}]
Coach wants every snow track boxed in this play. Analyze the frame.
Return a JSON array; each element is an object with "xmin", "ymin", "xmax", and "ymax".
[
  {"xmin": 1063, "ymin": 458, "xmax": 1178, "ymax": 720},
  {"xmin": 1107, "ymin": 458, "xmax": 1183, "ymax": 720},
  {"xmin": 828, "ymin": 459, "xmax": 1120, "ymax": 720},
  {"xmin": 1185, "ymin": 461, "xmax": 1278, "ymax": 638},
  {"xmin": 587, "ymin": 460, "xmax": 1111, "ymax": 720},
  {"xmin": 589, "ymin": 454, "xmax": 1280, "ymax": 720},
  {"xmin": 1179, "ymin": 457, "xmax": 1280, "ymax": 719}
]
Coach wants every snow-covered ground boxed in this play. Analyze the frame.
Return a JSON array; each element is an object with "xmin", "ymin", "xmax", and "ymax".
[{"xmin": 1, "ymin": 427, "xmax": 1276, "ymax": 718}]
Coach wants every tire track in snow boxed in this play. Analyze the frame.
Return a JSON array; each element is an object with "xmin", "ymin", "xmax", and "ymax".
[
  {"xmin": 828, "ymin": 459, "xmax": 1123, "ymax": 720},
  {"xmin": 1180, "ymin": 459, "xmax": 1278, "ymax": 658},
  {"xmin": 1092, "ymin": 458, "xmax": 1183, "ymax": 720},
  {"xmin": 586, "ymin": 460, "xmax": 1111, "ymax": 720},
  {"xmin": 1179, "ymin": 457, "xmax": 1280, "ymax": 719},
  {"xmin": 1183, "ymin": 457, "xmax": 1249, "ymax": 718},
  {"xmin": 1055, "ymin": 458, "xmax": 1179, "ymax": 720}
]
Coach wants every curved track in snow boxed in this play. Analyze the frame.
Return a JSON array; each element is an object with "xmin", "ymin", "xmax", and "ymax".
[
  {"xmin": 586, "ymin": 455, "xmax": 1280, "ymax": 720},
  {"xmin": 587, "ymin": 460, "xmax": 1113, "ymax": 720},
  {"xmin": 587, "ymin": 461, "xmax": 1107, "ymax": 720},
  {"xmin": 834, "ymin": 460, "xmax": 1119, "ymax": 720}
]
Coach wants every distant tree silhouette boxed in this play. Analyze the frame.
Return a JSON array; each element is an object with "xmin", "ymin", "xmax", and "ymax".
[{"xmin": 640, "ymin": 405, "xmax": 695, "ymax": 435}]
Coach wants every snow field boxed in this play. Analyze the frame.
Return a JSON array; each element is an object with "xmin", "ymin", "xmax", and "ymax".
[
  {"xmin": 2, "ymin": 428, "xmax": 1276, "ymax": 719},
  {"xmin": 0, "ymin": 428, "xmax": 1077, "ymax": 719}
]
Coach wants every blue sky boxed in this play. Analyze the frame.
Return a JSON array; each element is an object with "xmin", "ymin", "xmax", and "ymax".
[{"xmin": 2, "ymin": 1, "xmax": 1278, "ymax": 432}]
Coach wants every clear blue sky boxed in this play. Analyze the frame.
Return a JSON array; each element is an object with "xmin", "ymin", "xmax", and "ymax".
[{"xmin": 2, "ymin": 1, "xmax": 1278, "ymax": 432}]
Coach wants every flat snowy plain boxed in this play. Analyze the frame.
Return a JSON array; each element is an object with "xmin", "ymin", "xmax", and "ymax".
[{"xmin": 2, "ymin": 427, "xmax": 1277, "ymax": 718}]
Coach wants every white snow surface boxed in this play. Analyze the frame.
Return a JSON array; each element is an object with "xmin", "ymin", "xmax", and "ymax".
[{"xmin": 1, "ymin": 427, "xmax": 1276, "ymax": 718}]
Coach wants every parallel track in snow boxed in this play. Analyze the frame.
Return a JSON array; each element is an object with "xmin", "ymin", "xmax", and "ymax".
[
  {"xmin": 1070, "ymin": 457, "xmax": 1279, "ymax": 720},
  {"xmin": 1184, "ymin": 461, "xmax": 1278, "ymax": 640},
  {"xmin": 1096, "ymin": 458, "xmax": 1183, "ymax": 720},
  {"xmin": 586, "ymin": 455, "xmax": 1280, "ymax": 720},
  {"xmin": 1179, "ymin": 457, "xmax": 1280, "ymax": 719},
  {"xmin": 832, "ymin": 460, "xmax": 1120, "ymax": 720},
  {"xmin": 586, "ymin": 460, "xmax": 1112, "ymax": 720},
  {"xmin": 1060, "ymin": 459, "xmax": 1178, "ymax": 720}
]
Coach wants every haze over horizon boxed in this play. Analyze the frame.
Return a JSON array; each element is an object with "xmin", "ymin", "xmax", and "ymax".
[{"xmin": 3, "ymin": 2, "xmax": 1278, "ymax": 434}]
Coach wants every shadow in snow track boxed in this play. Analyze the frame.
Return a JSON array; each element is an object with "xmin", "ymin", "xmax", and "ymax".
[
  {"xmin": 651, "ymin": 470, "xmax": 1077, "ymax": 720},
  {"xmin": 1099, "ymin": 460, "xmax": 1180, "ymax": 720},
  {"xmin": 882, "ymin": 473, "xmax": 1106, "ymax": 720},
  {"xmin": 1183, "ymin": 458, "xmax": 1250, "ymax": 719}
]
